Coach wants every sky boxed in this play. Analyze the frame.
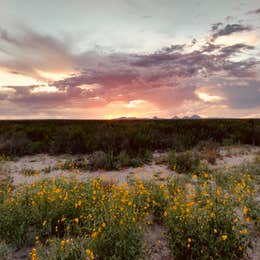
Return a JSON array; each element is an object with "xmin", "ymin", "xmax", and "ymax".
[{"xmin": 0, "ymin": 0, "xmax": 259, "ymax": 119}]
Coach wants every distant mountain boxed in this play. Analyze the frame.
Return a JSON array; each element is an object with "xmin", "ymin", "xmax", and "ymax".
[
  {"xmin": 172, "ymin": 115, "xmax": 201, "ymax": 119},
  {"xmin": 190, "ymin": 114, "xmax": 201, "ymax": 119},
  {"xmin": 114, "ymin": 115, "xmax": 202, "ymax": 120}
]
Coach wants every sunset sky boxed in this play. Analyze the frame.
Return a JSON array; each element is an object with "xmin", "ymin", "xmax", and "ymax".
[{"xmin": 0, "ymin": 0, "xmax": 259, "ymax": 119}]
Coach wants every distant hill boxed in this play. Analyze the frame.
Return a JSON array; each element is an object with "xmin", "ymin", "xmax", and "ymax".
[{"xmin": 172, "ymin": 115, "xmax": 201, "ymax": 119}]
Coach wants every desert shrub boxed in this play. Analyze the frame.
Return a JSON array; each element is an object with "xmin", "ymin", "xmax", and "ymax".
[
  {"xmin": 0, "ymin": 241, "xmax": 8, "ymax": 260},
  {"xmin": 119, "ymin": 150, "xmax": 152, "ymax": 168},
  {"xmin": 222, "ymin": 138, "xmax": 236, "ymax": 146},
  {"xmin": 88, "ymin": 151, "xmax": 116, "ymax": 170},
  {"xmin": 0, "ymin": 169, "xmax": 259, "ymax": 260},
  {"xmin": 35, "ymin": 238, "xmax": 93, "ymax": 260},
  {"xmin": 21, "ymin": 168, "xmax": 39, "ymax": 176},
  {"xmin": 0, "ymin": 176, "xmax": 13, "ymax": 204},
  {"xmin": 57, "ymin": 157, "xmax": 88, "ymax": 171},
  {"xmin": 202, "ymin": 148, "xmax": 219, "ymax": 164},
  {"xmin": 142, "ymin": 150, "xmax": 153, "ymax": 163},
  {"xmin": 42, "ymin": 166, "xmax": 52, "ymax": 174},
  {"xmin": 154, "ymin": 153, "xmax": 168, "ymax": 164},
  {"xmin": 196, "ymin": 140, "xmax": 220, "ymax": 164},
  {"xmin": 117, "ymin": 150, "xmax": 132, "ymax": 168},
  {"xmin": 165, "ymin": 181, "xmax": 251, "ymax": 259},
  {"xmin": 147, "ymin": 182, "xmax": 169, "ymax": 222},
  {"xmin": 0, "ymin": 178, "xmax": 148, "ymax": 250},
  {"xmin": 245, "ymin": 199, "xmax": 260, "ymax": 230},
  {"xmin": 26, "ymin": 141, "xmax": 44, "ymax": 154},
  {"xmin": 92, "ymin": 221, "xmax": 142, "ymax": 259},
  {"xmin": 167, "ymin": 151, "xmax": 200, "ymax": 173},
  {"xmin": 35, "ymin": 223, "xmax": 142, "ymax": 260},
  {"xmin": 0, "ymin": 172, "xmax": 256, "ymax": 258},
  {"xmin": 0, "ymin": 154, "xmax": 11, "ymax": 162},
  {"xmin": 88, "ymin": 150, "xmax": 152, "ymax": 170}
]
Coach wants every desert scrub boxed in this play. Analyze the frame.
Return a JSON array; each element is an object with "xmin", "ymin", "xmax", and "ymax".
[
  {"xmin": 42, "ymin": 165, "xmax": 52, "ymax": 174},
  {"xmin": 0, "ymin": 154, "xmax": 11, "ymax": 162},
  {"xmin": 167, "ymin": 151, "xmax": 200, "ymax": 173},
  {"xmin": 164, "ymin": 180, "xmax": 252, "ymax": 259},
  {"xmin": 0, "ymin": 241, "xmax": 8, "ymax": 260},
  {"xmin": 34, "ymin": 238, "xmax": 94, "ymax": 260},
  {"xmin": 55, "ymin": 157, "xmax": 88, "ymax": 171},
  {"xmin": 196, "ymin": 140, "xmax": 220, "ymax": 164},
  {"xmin": 0, "ymin": 172, "xmax": 256, "ymax": 259},
  {"xmin": 88, "ymin": 150, "xmax": 152, "ymax": 170},
  {"xmin": 21, "ymin": 168, "xmax": 40, "ymax": 176},
  {"xmin": 0, "ymin": 177, "xmax": 148, "ymax": 255},
  {"xmin": 88, "ymin": 151, "xmax": 116, "ymax": 170},
  {"xmin": 117, "ymin": 150, "xmax": 152, "ymax": 169},
  {"xmin": 0, "ymin": 177, "xmax": 12, "ymax": 204},
  {"xmin": 35, "ymin": 229, "xmax": 142, "ymax": 260}
]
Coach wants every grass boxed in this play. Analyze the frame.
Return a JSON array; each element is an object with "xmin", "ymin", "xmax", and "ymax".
[{"xmin": 0, "ymin": 166, "xmax": 258, "ymax": 259}]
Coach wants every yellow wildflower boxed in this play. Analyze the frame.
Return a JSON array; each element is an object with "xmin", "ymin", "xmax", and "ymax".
[
  {"xmin": 30, "ymin": 248, "xmax": 38, "ymax": 260},
  {"xmin": 221, "ymin": 235, "xmax": 228, "ymax": 241},
  {"xmin": 243, "ymin": 206, "xmax": 248, "ymax": 216},
  {"xmin": 85, "ymin": 248, "xmax": 95, "ymax": 259}
]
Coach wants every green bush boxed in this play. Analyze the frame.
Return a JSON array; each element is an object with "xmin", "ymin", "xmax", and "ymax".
[
  {"xmin": 117, "ymin": 150, "xmax": 132, "ymax": 168},
  {"xmin": 92, "ymin": 221, "xmax": 142, "ymax": 260},
  {"xmin": 35, "ymin": 238, "xmax": 93, "ymax": 260},
  {"xmin": 0, "ymin": 241, "xmax": 8, "ymax": 260},
  {"xmin": 88, "ymin": 151, "xmax": 117, "ymax": 170},
  {"xmin": 0, "ymin": 173, "xmax": 255, "ymax": 259},
  {"xmin": 21, "ymin": 168, "xmax": 39, "ymax": 176},
  {"xmin": 167, "ymin": 151, "xmax": 200, "ymax": 173},
  {"xmin": 165, "ymin": 183, "xmax": 251, "ymax": 259},
  {"xmin": 57, "ymin": 157, "xmax": 88, "ymax": 171}
]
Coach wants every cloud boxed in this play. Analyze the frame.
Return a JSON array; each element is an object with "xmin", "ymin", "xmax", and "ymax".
[
  {"xmin": 247, "ymin": 8, "xmax": 260, "ymax": 15},
  {"xmin": 211, "ymin": 23, "xmax": 252, "ymax": 41},
  {"xmin": 0, "ymin": 21, "xmax": 259, "ymax": 118},
  {"xmin": 0, "ymin": 26, "xmax": 75, "ymax": 80},
  {"xmin": 219, "ymin": 80, "xmax": 260, "ymax": 109}
]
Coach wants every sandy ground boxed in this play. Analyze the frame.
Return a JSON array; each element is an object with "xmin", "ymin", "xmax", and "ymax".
[
  {"xmin": 1, "ymin": 145, "xmax": 259, "ymax": 186},
  {"xmin": 1, "ymin": 156, "xmax": 175, "ymax": 185},
  {"xmin": 214, "ymin": 145, "xmax": 260, "ymax": 169}
]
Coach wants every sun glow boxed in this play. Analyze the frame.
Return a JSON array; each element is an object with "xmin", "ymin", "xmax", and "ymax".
[
  {"xmin": 124, "ymin": 99, "xmax": 146, "ymax": 108},
  {"xmin": 0, "ymin": 70, "xmax": 45, "ymax": 86},
  {"xmin": 36, "ymin": 70, "xmax": 73, "ymax": 81},
  {"xmin": 0, "ymin": 86, "xmax": 16, "ymax": 93},
  {"xmin": 31, "ymin": 85, "xmax": 65, "ymax": 93},
  {"xmin": 195, "ymin": 91, "xmax": 223, "ymax": 102}
]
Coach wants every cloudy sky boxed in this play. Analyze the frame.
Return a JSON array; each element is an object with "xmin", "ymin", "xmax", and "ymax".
[{"xmin": 0, "ymin": 0, "xmax": 259, "ymax": 119}]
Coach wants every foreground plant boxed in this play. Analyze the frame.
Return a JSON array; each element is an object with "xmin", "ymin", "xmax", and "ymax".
[
  {"xmin": 0, "ymin": 170, "xmax": 257, "ymax": 259},
  {"xmin": 165, "ymin": 181, "xmax": 252, "ymax": 259}
]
